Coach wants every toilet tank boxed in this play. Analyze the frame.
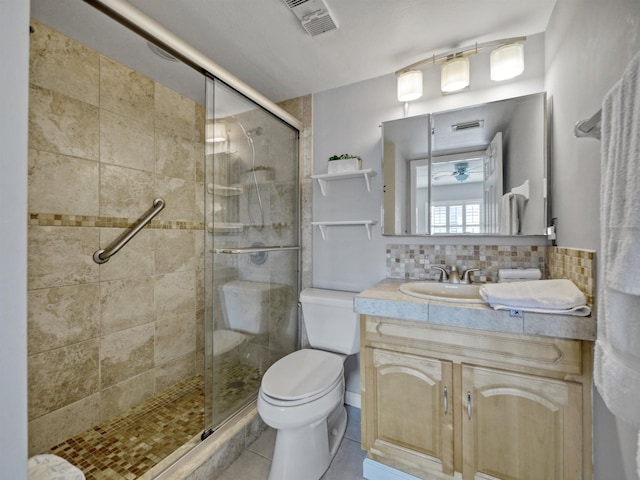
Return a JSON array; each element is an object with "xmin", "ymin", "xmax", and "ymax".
[
  {"xmin": 299, "ymin": 288, "xmax": 359, "ymax": 355},
  {"xmin": 222, "ymin": 280, "xmax": 277, "ymax": 334}
]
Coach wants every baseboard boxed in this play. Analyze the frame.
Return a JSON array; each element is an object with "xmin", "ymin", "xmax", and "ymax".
[
  {"xmin": 344, "ymin": 391, "xmax": 361, "ymax": 408},
  {"xmin": 362, "ymin": 458, "xmax": 421, "ymax": 480}
]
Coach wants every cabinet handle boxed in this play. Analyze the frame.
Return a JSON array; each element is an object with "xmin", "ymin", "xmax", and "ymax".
[
  {"xmin": 443, "ymin": 386, "xmax": 448, "ymax": 414},
  {"xmin": 467, "ymin": 391, "xmax": 472, "ymax": 420}
]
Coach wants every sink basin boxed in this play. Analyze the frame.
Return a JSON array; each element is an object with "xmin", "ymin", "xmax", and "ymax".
[{"xmin": 398, "ymin": 281, "xmax": 487, "ymax": 304}]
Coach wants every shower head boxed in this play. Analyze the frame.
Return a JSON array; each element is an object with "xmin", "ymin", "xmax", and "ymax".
[{"xmin": 246, "ymin": 127, "xmax": 263, "ymax": 137}]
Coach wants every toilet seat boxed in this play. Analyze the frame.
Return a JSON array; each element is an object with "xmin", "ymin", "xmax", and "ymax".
[{"xmin": 261, "ymin": 349, "xmax": 344, "ymax": 406}]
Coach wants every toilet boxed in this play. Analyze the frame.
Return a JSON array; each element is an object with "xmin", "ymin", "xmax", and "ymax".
[{"xmin": 257, "ymin": 288, "xmax": 359, "ymax": 480}]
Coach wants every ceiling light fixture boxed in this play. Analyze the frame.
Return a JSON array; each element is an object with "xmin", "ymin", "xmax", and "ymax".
[
  {"xmin": 397, "ymin": 70, "xmax": 423, "ymax": 102},
  {"xmin": 490, "ymin": 42, "xmax": 525, "ymax": 81},
  {"xmin": 395, "ymin": 36, "xmax": 526, "ymax": 105},
  {"xmin": 441, "ymin": 56, "xmax": 470, "ymax": 93}
]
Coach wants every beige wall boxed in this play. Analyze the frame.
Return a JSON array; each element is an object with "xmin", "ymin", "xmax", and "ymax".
[{"xmin": 27, "ymin": 20, "xmax": 205, "ymax": 454}]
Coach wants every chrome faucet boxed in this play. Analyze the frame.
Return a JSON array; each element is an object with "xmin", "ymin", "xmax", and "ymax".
[
  {"xmin": 431, "ymin": 265, "xmax": 480, "ymax": 284},
  {"xmin": 461, "ymin": 268, "xmax": 480, "ymax": 284},
  {"xmin": 449, "ymin": 266, "xmax": 461, "ymax": 284},
  {"xmin": 430, "ymin": 266, "xmax": 448, "ymax": 282}
]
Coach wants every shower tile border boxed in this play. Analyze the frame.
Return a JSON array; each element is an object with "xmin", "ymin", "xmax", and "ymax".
[{"xmin": 29, "ymin": 212, "xmax": 205, "ymax": 231}]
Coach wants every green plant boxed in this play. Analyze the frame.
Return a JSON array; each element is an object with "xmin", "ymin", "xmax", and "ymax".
[{"xmin": 328, "ymin": 153, "xmax": 361, "ymax": 161}]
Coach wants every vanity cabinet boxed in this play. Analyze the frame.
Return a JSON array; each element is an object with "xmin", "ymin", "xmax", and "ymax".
[{"xmin": 361, "ymin": 315, "xmax": 592, "ymax": 480}]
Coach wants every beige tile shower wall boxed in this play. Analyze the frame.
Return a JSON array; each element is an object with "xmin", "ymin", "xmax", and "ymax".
[
  {"xmin": 27, "ymin": 20, "xmax": 204, "ymax": 455},
  {"xmin": 278, "ymin": 95, "xmax": 313, "ymax": 291}
]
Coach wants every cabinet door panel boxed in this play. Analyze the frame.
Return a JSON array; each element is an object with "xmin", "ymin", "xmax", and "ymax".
[
  {"xmin": 462, "ymin": 366, "xmax": 582, "ymax": 480},
  {"xmin": 364, "ymin": 347, "xmax": 454, "ymax": 476}
]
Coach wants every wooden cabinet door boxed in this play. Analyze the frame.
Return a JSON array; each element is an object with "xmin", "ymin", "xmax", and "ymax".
[
  {"xmin": 461, "ymin": 366, "xmax": 583, "ymax": 480},
  {"xmin": 363, "ymin": 347, "xmax": 454, "ymax": 477}
]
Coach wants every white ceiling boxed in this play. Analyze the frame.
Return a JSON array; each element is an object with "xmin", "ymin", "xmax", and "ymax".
[{"xmin": 30, "ymin": 0, "xmax": 557, "ymax": 104}]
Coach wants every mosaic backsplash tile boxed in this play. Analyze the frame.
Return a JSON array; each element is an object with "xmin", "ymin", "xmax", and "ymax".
[
  {"xmin": 387, "ymin": 244, "xmax": 596, "ymax": 307},
  {"xmin": 386, "ymin": 244, "xmax": 547, "ymax": 283},
  {"xmin": 546, "ymin": 247, "xmax": 595, "ymax": 306}
]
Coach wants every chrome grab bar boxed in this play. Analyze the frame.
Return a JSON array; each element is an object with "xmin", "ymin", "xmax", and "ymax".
[
  {"xmin": 93, "ymin": 198, "xmax": 166, "ymax": 264},
  {"xmin": 214, "ymin": 245, "xmax": 300, "ymax": 254}
]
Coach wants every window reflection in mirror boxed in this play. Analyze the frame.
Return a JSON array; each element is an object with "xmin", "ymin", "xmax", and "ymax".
[{"xmin": 382, "ymin": 93, "xmax": 547, "ymax": 236}]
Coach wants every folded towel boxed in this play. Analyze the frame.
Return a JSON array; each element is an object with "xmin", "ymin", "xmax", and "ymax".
[
  {"xmin": 479, "ymin": 279, "xmax": 591, "ymax": 316},
  {"xmin": 498, "ymin": 268, "xmax": 542, "ymax": 281}
]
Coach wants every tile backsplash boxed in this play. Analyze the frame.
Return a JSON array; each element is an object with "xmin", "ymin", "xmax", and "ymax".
[
  {"xmin": 386, "ymin": 244, "xmax": 547, "ymax": 283},
  {"xmin": 546, "ymin": 247, "xmax": 595, "ymax": 306},
  {"xmin": 386, "ymin": 244, "xmax": 595, "ymax": 306}
]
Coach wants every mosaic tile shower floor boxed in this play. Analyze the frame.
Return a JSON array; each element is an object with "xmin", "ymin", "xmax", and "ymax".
[{"xmin": 48, "ymin": 361, "xmax": 262, "ymax": 480}]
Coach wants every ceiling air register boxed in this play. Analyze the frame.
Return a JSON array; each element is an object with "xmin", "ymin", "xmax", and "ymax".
[{"xmin": 282, "ymin": 0, "xmax": 338, "ymax": 36}]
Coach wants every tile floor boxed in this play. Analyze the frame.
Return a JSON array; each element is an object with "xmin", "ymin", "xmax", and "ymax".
[{"xmin": 217, "ymin": 406, "xmax": 367, "ymax": 480}]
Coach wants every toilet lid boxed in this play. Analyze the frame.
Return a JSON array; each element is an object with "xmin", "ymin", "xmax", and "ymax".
[{"xmin": 261, "ymin": 349, "xmax": 343, "ymax": 402}]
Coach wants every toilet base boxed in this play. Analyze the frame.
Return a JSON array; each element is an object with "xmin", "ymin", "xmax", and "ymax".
[{"xmin": 268, "ymin": 403, "xmax": 347, "ymax": 480}]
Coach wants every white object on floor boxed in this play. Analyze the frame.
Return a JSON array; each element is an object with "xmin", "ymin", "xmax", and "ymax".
[
  {"xmin": 479, "ymin": 279, "xmax": 591, "ymax": 316},
  {"xmin": 498, "ymin": 268, "xmax": 541, "ymax": 282},
  {"xmin": 595, "ymin": 49, "xmax": 640, "ymax": 478},
  {"xmin": 363, "ymin": 457, "xmax": 421, "ymax": 480},
  {"xmin": 28, "ymin": 454, "xmax": 85, "ymax": 480}
]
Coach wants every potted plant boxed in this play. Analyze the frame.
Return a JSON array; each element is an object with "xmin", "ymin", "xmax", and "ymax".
[
  {"xmin": 328, "ymin": 153, "xmax": 362, "ymax": 174},
  {"xmin": 240, "ymin": 165, "xmax": 274, "ymax": 184}
]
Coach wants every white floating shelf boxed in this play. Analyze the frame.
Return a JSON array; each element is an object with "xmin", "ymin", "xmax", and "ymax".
[
  {"xmin": 311, "ymin": 169, "xmax": 377, "ymax": 196},
  {"xmin": 311, "ymin": 220, "xmax": 378, "ymax": 240}
]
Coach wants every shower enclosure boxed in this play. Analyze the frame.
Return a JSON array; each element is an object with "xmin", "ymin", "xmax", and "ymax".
[
  {"xmin": 202, "ymin": 77, "xmax": 300, "ymax": 435},
  {"xmin": 27, "ymin": 1, "xmax": 302, "ymax": 476}
]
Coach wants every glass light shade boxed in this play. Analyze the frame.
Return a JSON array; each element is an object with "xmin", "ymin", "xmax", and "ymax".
[
  {"xmin": 206, "ymin": 122, "xmax": 227, "ymax": 143},
  {"xmin": 441, "ymin": 57, "xmax": 470, "ymax": 93},
  {"xmin": 490, "ymin": 43, "xmax": 524, "ymax": 81},
  {"xmin": 397, "ymin": 70, "xmax": 423, "ymax": 102}
]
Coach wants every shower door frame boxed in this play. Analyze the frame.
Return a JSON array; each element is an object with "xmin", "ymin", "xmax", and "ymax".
[
  {"xmin": 83, "ymin": 0, "xmax": 305, "ymax": 442},
  {"xmin": 202, "ymin": 74, "xmax": 302, "ymax": 436}
]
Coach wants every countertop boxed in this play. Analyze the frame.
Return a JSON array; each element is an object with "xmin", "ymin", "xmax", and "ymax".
[{"xmin": 355, "ymin": 279, "xmax": 596, "ymax": 341}]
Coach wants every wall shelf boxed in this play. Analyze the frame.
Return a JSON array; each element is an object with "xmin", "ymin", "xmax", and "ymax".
[
  {"xmin": 311, "ymin": 169, "xmax": 377, "ymax": 196},
  {"xmin": 207, "ymin": 183, "xmax": 243, "ymax": 196},
  {"xmin": 311, "ymin": 220, "xmax": 377, "ymax": 240}
]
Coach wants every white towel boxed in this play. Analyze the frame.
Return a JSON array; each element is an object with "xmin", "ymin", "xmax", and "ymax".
[
  {"xmin": 479, "ymin": 279, "xmax": 591, "ymax": 316},
  {"xmin": 595, "ymin": 51, "xmax": 640, "ymax": 475},
  {"xmin": 499, "ymin": 192, "xmax": 519, "ymax": 235},
  {"xmin": 498, "ymin": 268, "xmax": 542, "ymax": 282}
]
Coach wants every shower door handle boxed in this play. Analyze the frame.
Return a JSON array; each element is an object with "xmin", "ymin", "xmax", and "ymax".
[{"xmin": 214, "ymin": 245, "xmax": 300, "ymax": 254}]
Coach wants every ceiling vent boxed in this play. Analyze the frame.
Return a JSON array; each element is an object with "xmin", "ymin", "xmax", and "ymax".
[
  {"xmin": 282, "ymin": 0, "xmax": 338, "ymax": 37},
  {"xmin": 451, "ymin": 120, "xmax": 484, "ymax": 131}
]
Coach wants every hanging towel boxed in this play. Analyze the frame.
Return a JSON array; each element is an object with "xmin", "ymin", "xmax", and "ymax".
[
  {"xmin": 498, "ymin": 192, "xmax": 519, "ymax": 235},
  {"xmin": 479, "ymin": 279, "xmax": 591, "ymax": 316},
  {"xmin": 595, "ymin": 50, "xmax": 640, "ymax": 444},
  {"xmin": 498, "ymin": 268, "xmax": 542, "ymax": 282}
]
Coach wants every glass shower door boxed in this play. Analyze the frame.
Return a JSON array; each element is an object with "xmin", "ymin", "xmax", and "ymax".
[{"xmin": 202, "ymin": 76, "xmax": 300, "ymax": 434}]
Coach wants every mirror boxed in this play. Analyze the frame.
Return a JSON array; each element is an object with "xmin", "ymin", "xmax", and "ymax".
[{"xmin": 382, "ymin": 92, "xmax": 547, "ymax": 236}]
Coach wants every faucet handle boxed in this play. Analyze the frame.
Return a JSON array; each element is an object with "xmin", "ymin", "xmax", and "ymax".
[
  {"xmin": 431, "ymin": 266, "xmax": 448, "ymax": 282},
  {"xmin": 462, "ymin": 268, "xmax": 480, "ymax": 284}
]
